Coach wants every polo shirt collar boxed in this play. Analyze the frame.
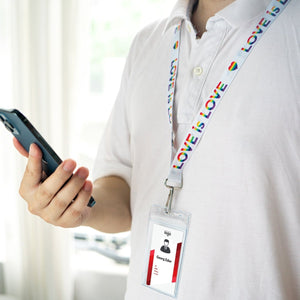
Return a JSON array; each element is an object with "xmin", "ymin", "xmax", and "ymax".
[
  {"xmin": 163, "ymin": 0, "xmax": 271, "ymax": 34},
  {"xmin": 163, "ymin": 0, "xmax": 194, "ymax": 33},
  {"xmin": 216, "ymin": 0, "xmax": 271, "ymax": 28}
]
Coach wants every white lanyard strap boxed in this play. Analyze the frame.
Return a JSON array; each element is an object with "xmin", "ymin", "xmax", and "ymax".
[
  {"xmin": 165, "ymin": 0, "xmax": 290, "ymax": 193},
  {"xmin": 167, "ymin": 23, "xmax": 181, "ymax": 130}
]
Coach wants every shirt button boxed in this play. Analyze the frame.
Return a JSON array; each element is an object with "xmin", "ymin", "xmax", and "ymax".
[{"xmin": 193, "ymin": 66, "xmax": 203, "ymax": 77}]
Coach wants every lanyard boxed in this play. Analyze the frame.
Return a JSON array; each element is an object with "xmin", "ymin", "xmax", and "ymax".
[{"xmin": 165, "ymin": 0, "xmax": 290, "ymax": 213}]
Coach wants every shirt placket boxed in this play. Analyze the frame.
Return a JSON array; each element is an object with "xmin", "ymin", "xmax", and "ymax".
[{"xmin": 173, "ymin": 17, "xmax": 230, "ymax": 152}]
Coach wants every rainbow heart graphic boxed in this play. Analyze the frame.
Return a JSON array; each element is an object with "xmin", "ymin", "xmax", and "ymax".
[{"xmin": 228, "ymin": 61, "xmax": 238, "ymax": 71}]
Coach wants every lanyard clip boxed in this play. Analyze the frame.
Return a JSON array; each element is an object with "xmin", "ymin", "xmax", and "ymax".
[
  {"xmin": 164, "ymin": 179, "xmax": 176, "ymax": 214},
  {"xmin": 165, "ymin": 186, "xmax": 174, "ymax": 214},
  {"xmin": 164, "ymin": 171, "xmax": 182, "ymax": 213}
]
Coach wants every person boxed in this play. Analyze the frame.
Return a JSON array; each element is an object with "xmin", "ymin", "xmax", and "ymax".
[
  {"xmin": 14, "ymin": 0, "xmax": 300, "ymax": 299},
  {"xmin": 160, "ymin": 239, "xmax": 171, "ymax": 254}
]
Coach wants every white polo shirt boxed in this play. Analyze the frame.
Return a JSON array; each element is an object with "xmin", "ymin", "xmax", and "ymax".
[{"xmin": 93, "ymin": 0, "xmax": 300, "ymax": 299}]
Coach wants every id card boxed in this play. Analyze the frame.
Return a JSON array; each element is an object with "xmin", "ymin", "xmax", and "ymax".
[{"xmin": 143, "ymin": 205, "xmax": 190, "ymax": 298}]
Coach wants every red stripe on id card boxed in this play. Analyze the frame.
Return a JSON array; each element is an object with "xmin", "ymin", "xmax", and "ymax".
[
  {"xmin": 146, "ymin": 249, "xmax": 155, "ymax": 285},
  {"xmin": 172, "ymin": 242, "xmax": 182, "ymax": 283}
]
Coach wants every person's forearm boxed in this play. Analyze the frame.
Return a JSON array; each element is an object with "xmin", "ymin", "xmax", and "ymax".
[{"xmin": 82, "ymin": 176, "xmax": 131, "ymax": 233}]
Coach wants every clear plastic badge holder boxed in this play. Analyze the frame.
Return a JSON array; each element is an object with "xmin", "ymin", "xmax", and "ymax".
[{"xmin": 143, "ymin": 205, "xmax": 190, "ymax": 298}]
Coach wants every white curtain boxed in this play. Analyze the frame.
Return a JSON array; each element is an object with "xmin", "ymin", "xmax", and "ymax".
[{"xmin": 0, "ymin": 0, "xmax": 88, "ymax": 299}]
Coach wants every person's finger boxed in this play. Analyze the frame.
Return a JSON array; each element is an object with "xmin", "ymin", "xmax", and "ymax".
[
  {"xmin": 33, "ymin": 159, "xmax": 77, "ymax": 209},
  {"xmin": 42, "ymin": 166, "xmax": 89, "ymax": 222},
  {"xmin": 19, "ymin": 144, "xmax": 43, "ymax": 198},
  {"xmin": 13, "ymin": 137, "xmax": 29, "ymax": 157},
  {"xmin": 57, "ymin": 180, "xmax": 93, "ymax": 228}
]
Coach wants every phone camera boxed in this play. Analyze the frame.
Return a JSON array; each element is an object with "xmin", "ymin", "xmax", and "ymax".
[{"xmin": 4, "ymin": 120, "xmax": 17, "ymax": 134}]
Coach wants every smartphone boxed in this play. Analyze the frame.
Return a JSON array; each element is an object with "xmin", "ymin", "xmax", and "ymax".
[{"xmin": 0, "ymin": 108, "xmax": 95, "ymax": 207}]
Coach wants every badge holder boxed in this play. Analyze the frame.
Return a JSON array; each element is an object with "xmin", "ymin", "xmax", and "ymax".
[{"xmin": 143, "ymin": 203, "xmax": 190, "ymax": 298}]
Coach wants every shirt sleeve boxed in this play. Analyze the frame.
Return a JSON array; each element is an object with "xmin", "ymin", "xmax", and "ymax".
[
  {"xmin": 92, "ymin": 20, "xmax": 164, "ymax": 187},
  {"xmin": 91, "ymin": 34, "xmax": 138, "ymax": 187}
]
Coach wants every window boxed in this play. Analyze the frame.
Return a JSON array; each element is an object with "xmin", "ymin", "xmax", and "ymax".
[
  {"xmin": 70, "ymin": 0, "xmax": 173, "ymax": 271},
  {"xmin": 0, "ymin": 0, "xmax": 13, "ymax": 264}
]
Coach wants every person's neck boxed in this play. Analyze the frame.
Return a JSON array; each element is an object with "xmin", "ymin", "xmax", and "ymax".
[{"xmin": 191, "ymin": 0, "xmax": 235, "ymax": 38}]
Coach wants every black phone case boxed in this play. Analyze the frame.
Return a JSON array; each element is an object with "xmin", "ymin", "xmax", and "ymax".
[{"xmin": 0, "ymin": 108, "xmax": 95, "ymax": 207}]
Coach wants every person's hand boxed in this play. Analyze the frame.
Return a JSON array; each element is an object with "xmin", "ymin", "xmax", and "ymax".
[{"xmin": 13, "ymin": 138, "xmax": 93, "ymax": 228}]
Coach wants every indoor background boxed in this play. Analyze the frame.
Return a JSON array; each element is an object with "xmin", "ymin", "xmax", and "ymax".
[{"xmin": 0, "ymin": 0, "xmax": 172, "ymax": 299}]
